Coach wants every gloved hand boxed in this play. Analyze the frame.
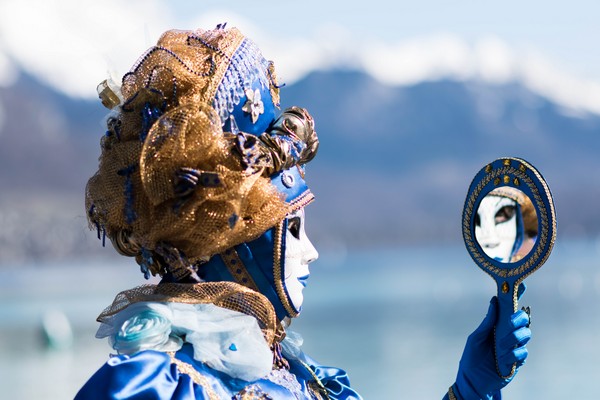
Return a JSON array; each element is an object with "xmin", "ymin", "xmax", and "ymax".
[{"xmin": 451, "ymin": 283, "xmax": 531, "ymax": 399}]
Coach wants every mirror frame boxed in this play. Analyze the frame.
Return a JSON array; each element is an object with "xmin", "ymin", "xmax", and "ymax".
[{"xmin": 463, "ymin": 157, "xmax": 556, "ymax": 281}]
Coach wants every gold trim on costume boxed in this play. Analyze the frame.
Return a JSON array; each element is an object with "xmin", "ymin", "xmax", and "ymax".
[
  {"xmin": 167, "ymin": 352, "xmax": 219, "ymax": 400},
  {"xmin": 448, "ymin": 386, "xmax": 457, "ymax": 400},
  {"xmin": 271, "ymin": 191, "xmax": 315, "ymax": 319},
  {"xmin": 299, "ymin": 360, "xmax": 330, "ymax": 400},
  {"xmin": 273, "ymin": 221, "xmax": 299, "ymax": 318},
  {"xmin": 221, "ymin": 247, "xmax": 260, "ymax": 292}
]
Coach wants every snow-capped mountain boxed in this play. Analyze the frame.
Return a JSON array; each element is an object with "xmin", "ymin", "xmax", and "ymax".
[{"xmin": 0, "ymin": 66, "xmax": 598, "ymax": 262}]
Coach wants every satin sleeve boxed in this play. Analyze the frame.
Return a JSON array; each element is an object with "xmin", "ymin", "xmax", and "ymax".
[
  {"xmin": 298, "ymin": 353, "xmax": 363, "ymax": 400},
  {"xmin": 75, "ymin": 350, "xmax": 214, "ymax": 400}
]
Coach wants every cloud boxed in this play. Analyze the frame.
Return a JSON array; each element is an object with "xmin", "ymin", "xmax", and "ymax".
[
  {"xmin": 361, "ymin": 34, "xmax": 473, "ymax": 85},
  {"xmin": 0, "ymin": 47, "xmax": 18, "ymax": 88},
  {"xmin": 0, "ymin": 0, "xmax": 174, "ymax": 98},
  {"xmin": 360, "ymin": 33, "xmax": 600, "ymax": 115},
  {"xmin": 1, "ymin": 4, "xmax": 598, "ymax": 115}
]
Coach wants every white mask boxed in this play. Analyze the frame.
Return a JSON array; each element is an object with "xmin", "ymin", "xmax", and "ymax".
[
  {"xmin": 475, "ymin": 195, "xmax": 518, "ymax": 262},
  {"xmin": 283, "ymin": 209, "xmax": 318, "ymax": 312}
]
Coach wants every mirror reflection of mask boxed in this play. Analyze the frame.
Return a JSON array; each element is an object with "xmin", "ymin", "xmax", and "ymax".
[
  {"xmin": 475, "ymin": 196, "xmax": 518, "ymax": 262},
  {"xmin": 283, "ymin": 209, "xmax": 319, "ymax": 311}
]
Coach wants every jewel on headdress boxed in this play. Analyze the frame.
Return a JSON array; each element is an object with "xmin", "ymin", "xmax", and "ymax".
[
  {"xmin": 229, "ymin": 213, "xmax": 239, "ymax": 229},
  {"xmin": 229, "ymin": 115, "xmax": 240, "ymax": 135},
  {"xmin": 97, "ymin": 79, "xmax": 121, "ymax": 110},
  {"xmin": 281, "ymin": 172, "xmax": 295, "ymax": 188},
  {"xmin": 241, "ymin": 88, "xmax": 264, "ymax": 123}
]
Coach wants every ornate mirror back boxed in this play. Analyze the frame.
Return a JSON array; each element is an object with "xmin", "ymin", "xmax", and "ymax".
[{"xmin": 462, "ymin": 157, "xmax": 556, "ymax": 378}]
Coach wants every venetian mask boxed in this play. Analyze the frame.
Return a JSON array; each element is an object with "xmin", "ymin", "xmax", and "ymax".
[
  {"xmin": 475, "ymin": 195, "xmax": 518, "ymax": 262},
  {"xmin": 283, "ymin": 208, "xmax": 319, "ymax": 311}
]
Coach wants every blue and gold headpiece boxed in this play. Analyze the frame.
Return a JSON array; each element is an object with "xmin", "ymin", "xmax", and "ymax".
[{"xmin": 88, "ymin": 26, "xmax": 318, "ymax": 287}]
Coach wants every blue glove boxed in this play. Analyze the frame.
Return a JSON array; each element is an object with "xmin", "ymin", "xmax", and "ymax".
[{"xmin": 451, "ymin": 283, "xmax": 531, "ymax": 399}]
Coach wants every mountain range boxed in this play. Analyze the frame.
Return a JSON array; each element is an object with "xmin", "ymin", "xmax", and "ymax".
[{"xmin": 0, "ymin": 68, "xmax": 598, "ymax": 263}]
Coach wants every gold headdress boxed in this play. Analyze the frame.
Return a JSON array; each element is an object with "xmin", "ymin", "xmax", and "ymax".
[{"xmin": 86, "ymin": 26, "xmax": 318, "ymax": 280}]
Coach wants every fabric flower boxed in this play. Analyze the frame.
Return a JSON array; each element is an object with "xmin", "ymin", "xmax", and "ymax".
[
  {"xmin": 241, "ymin": 88, "xmax": 264, "ymax": 123},
  {"xmin": 111, "ymin": 306, "xmax": 182, "ymax": 354}
]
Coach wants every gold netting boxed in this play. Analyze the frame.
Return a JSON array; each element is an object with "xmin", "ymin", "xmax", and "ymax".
[
  {"xmin": 85, "ymin": 27, "xmax": 290, "ymax": 264},
  {"xmin": 121, "ymin": 28, "xmax": 246, "ymax": 110},
  {"xmin": 97, "ymin": 282, "xmax": 278, "ymax": 346}
]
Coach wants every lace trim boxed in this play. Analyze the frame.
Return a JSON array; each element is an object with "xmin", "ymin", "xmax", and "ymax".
[
  {"xmin": 265, "ymin": 369, "xmax": 303, "ymax": 400},
  {"xmin": 233, "ymin": 384, "xmax": 274, "ymax": 399}
]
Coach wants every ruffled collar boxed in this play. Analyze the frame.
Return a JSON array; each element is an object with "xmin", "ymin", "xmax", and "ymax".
[
  {"xmin": 97, "ymin": 282, "xmax": 278, "ymax": 344},
  {"xmin": 95, "ymin": 282, "xmax": 287, "ymax": 381},
  {"xmin": 97, "ymin": 300, "xmax": 274, "ymax": 382}
]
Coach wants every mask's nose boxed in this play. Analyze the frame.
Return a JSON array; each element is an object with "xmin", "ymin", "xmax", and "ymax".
[{"xmin": 301, "ymin": 235, "xmax": 319, "ymax": 265}]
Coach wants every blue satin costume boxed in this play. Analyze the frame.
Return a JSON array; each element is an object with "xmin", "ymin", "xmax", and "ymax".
[{"xmin": 76, "ymin": 343, "xmax": 361, "ymax": 399}]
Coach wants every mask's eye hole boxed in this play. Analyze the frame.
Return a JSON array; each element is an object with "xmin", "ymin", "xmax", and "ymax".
[
  {"xmin": 495, "ymin": 205, "xmax": 516, "ymax": 224},
  {"xmin": 287, "ymin": 216, "xmax": 301, "ymax": 239}
]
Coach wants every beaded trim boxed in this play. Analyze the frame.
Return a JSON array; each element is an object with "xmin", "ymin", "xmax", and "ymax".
[
  {"xmin": 462, "ymin": 158, "xmax": 556, "ymax": 279},
  {"xmin": 221, "ymin": 247, "xmax": 260, "ymax": 292},
  {"xmin": 448, "ymin": 385, "xmax": 458, "ymax": 400},
  {"xmin": 273, "ymin": 220, "xmax": 298, "ymax": 318},
  {"xmin": 167, "ymin": 352, "xmax": 219, "ymax": 400},
  {"xmin": 272, "ymin": 190, "xmax": 315, "ymax": 318},
  {"xmin": 299, "ymin": 360, "xmax": 330, "ymax": 400}
]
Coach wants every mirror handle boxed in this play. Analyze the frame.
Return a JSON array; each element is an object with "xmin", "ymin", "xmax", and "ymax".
[{"xmin": 494, "ymin": 280, "xmax": 518, "ymax": 378}]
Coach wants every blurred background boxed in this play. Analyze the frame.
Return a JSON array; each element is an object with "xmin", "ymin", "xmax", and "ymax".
[{"xmin": 0, "ymin": 0, "xmax": 599, "ymax": 398}]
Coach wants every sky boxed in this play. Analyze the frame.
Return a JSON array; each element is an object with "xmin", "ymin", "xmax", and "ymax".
[{"xmin": 0, "ymin": 0, "xmax": 599, "ymax": 113}]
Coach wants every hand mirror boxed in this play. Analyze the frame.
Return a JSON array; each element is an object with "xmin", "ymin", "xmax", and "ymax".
[{"xmin": 462, "ymin": 157, "xmax": 556, "ymax": 378}]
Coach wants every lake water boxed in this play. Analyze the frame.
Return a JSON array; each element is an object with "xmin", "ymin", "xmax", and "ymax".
[{"xmin": 1, "ymin": 239, "xmax": 599, "ymax": 399}]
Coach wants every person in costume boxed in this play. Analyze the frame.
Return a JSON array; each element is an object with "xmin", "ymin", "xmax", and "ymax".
[
  {"xmin": 77, "ymin": 26, "xmax": 531, "ymax": 399},
  {"xmin": 475, "ymin": 187, "xmax": 537, "ymax": 263}
]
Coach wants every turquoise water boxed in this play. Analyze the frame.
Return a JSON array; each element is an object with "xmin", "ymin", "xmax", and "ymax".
[{"xmin": 1, "ymin": 240, "xmax": 599, "ymax": 399}]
